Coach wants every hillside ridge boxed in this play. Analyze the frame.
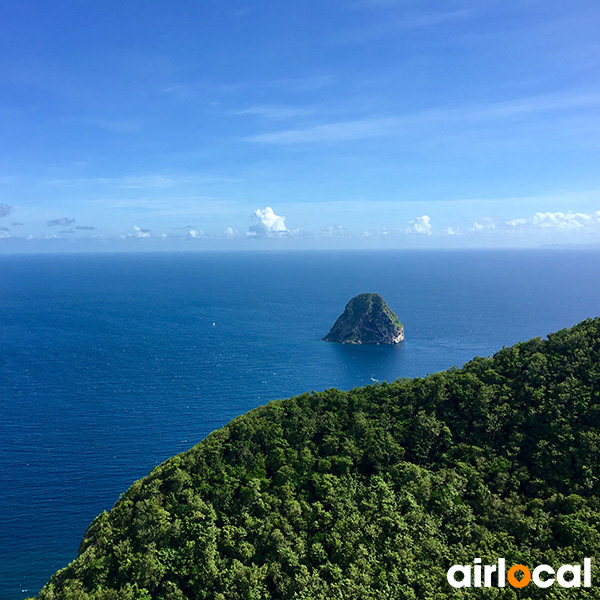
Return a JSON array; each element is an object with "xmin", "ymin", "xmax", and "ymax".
[{"xmin": 33, "ymin": 318, "xmax": 600, "ymax": 599}]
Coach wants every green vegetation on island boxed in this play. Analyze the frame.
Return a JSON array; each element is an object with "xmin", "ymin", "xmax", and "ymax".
[
  {"xmin": 33, "ymin": 318, "xmax": 600, "ymax": 599},
  {"xmin": 323, "ymin": 292, "xmax": 404, "ymax": 344}
]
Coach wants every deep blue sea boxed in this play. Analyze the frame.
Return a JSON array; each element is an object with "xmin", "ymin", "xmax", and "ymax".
[{"xmin": 1, "ymin": 249, "xmax": 600, "ymax": 599}]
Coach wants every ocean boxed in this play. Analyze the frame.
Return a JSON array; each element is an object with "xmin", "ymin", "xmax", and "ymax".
[{"xmin": 1, "ymin": 249, "xmax": 599, "ymax": 599}]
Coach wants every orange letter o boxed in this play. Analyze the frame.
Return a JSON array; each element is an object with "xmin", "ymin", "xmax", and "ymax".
[{"xmin": 507, "ymin": 564, "xmax": 531, "ymax": 588}]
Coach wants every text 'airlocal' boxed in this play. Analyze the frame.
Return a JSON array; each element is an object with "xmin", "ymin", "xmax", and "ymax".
[{"xmin": 447, "ymin": 558, "xmax": 592, "ymax": 589}]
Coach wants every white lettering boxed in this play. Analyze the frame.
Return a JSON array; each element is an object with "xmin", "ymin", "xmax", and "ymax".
[
  {"xmin": 532, "ymin": 565, "xmax": 554, "ymax": 588},
  {"xmin": 483, "ymin": 564, "xmax": 497, "ymax": 587},
  {"xmin": 474, "ymin": 558, "xmax": 482, "ymax": 587},
  {"xmin": 447, "ymin": 559, "xmax": 593, "ymax": 589},
  {"xmin": 584, "ymin": 558, "xmax": 592, "ymax": 587},
  {"xmin": 498, "ymin": 558, "xmax": 506, "ymax": 587},
  {"xmin": 447, "ymin": 565, "xmax": 471, "ymax": 588},
  {"xmin": 556, "ymin": 565, "xmax": 581, "ymax": 588}
]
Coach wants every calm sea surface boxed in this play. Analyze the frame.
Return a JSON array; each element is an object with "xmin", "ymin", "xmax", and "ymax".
[{"xmin": 1, "ymin": 249, "xmax": 600, "ymax": 599}]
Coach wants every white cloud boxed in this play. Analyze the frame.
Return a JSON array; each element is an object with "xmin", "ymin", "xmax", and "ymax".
[
  {"xmin": 189, "ymin": 229, "xmax": 201, "ymax": 238},
  {"xmin": 507, "ymin": 218, "xmax": 527, "ymax": 227},
  {"xmin": 247, "ymin": 206, "xmax": 287, "ymax": 237},
  {"xmin": 472, "ymin": 218, "xmax": 497, "ymax": 231},
  {"xmin": 234, "ymin": 104, "xmax": 315, "ymax": 120},
  {"xmin": 127, "ymin": 226, "xmax": 151, "ymax": 238},
  {"xmin": 321, "ymin": 224, "xmax": 345, "ymax": 237},
  {"xmin": 445, "ymin": 227, "xmax": 461, "ymax": 236},
  {"xmin": 244, "ymin": 91, "xmax": 600, "ymax": 145},
  {"xmin": 507, "ymin": 211, "xmax": 600, "ymax": 231},
  {"xmin": 530, "ymin": 211, "xmax": 597, "ymax": 230},
  {"xmin": 135, "ymin": 226, "xmax": 151, "ymax": 238},
  {"xmin": 406, "ymin": 215, "xmax": 432, "ymax": 235},
  {"xmin": 246, "ymin": 117, "xmax": 399, "ymax": 144},
  {"xmin": 224, "ymin": 226, "xmax": 238, "ymax": 238}
]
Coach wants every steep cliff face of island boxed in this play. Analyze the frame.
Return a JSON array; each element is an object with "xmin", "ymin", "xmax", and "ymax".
[{"xmin": 323, "ymin": 292, "xmax": 404, "ymax": 344}]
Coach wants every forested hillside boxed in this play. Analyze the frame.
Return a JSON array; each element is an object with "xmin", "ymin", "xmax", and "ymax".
[{"xmin": 34, "ymin": 318, "xmax": 600, "ymax": 599}]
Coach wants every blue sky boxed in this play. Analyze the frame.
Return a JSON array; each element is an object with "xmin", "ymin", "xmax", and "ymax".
[{"xmin": 1, "ymin": 0, "xmax": 599, "ymax": 251}]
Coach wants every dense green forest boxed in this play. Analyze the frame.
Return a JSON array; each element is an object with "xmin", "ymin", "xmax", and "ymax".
[{"xmin": 33, "ymin": 318, "xmax": 600, "ymax": 599}]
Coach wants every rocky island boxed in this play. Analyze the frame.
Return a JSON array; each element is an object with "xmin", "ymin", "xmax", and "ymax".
[{"xmin": 323, "ymin": 292, "xmax": 404, "ymax": 344}]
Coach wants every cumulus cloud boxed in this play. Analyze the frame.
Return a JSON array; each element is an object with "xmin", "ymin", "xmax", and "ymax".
[
  {"xmin": 507, "ymin": 211, "xmax": 600, "ymax": 231},
  {"xmin": 125, "ymin": 226, "xmax": 151, "ymax": 238},
  {"xmin": 530, "ymin": 211, "xmax": 598, "ymax": 230},
  {"xmin": 247, "ymin": 206, "xmax": 287, "ymax": 237},
  {"xmin": 189, "ymin": 229, "xmax": 203, "ymax": 238},
  {"xmin": 321, "ymin": 224, "xmax": 345, "ymax": 237},
  {"xmin": 507, "ymin": 218, "xmax": 527, "ymax": 227},
  {"xmin": 47, "ymin": 217, "xmax": 75, "ymax": 227},
  {"xmin": 445, "ymin": 227, "xmax": 461, "ymax": 236},
  {"xmin": 224, "ymin": 227, "xmax": 238, "ymax": 238},
  {"xmin": 406, "ymin": 215, "xmax": 432, "ymax": 235},
  {"xmin": 472, "ymin": 217, "xmax": 497, "ymax": 232},
  {"xmin": 135, "ymin": 226, "xmax": 151, "ymax": 238},
  {"xmin": 0, "ymin": 203, "xmax": 13, "ymax": 218}
]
